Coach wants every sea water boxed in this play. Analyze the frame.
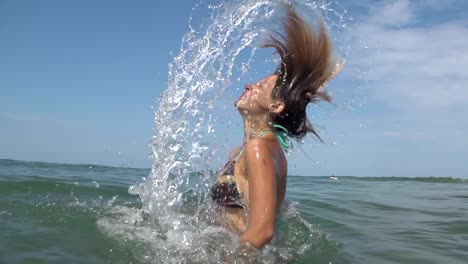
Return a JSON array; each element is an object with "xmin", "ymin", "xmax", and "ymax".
[{"xmin": 1, "ymin": 159, "xmax": 468, "ymax": 263}]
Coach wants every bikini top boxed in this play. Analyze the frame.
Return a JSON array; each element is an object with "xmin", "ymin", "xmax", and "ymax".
[{"xmin": 210, "ymin": 125, "xmax": 292, "ymax": 209}]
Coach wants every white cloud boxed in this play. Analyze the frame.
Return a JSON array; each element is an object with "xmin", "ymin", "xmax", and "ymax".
[
  {"xmin": 358, "ymin": 22, "xmax": 468, "ymax": 110},
  {"xmin": 367, "ymin": 0, "xmax": 414, "ymax": 26},
  {"xmin": 343, "ymin": 0, "xmax": 468, "ymax": 145},
  {"xmin": 417, "ymin": 0, "xmax": 464, "ymax": 11}
]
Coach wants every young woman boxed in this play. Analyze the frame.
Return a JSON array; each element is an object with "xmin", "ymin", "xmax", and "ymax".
[{"xmin": 211, "ymin": 6, "xmax": 343, "ymax": 249}]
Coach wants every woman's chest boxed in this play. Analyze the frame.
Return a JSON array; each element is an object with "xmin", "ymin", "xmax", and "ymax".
[{"xmin": 233, "ymin": 157, "xmax": 250, "ymax": 203}]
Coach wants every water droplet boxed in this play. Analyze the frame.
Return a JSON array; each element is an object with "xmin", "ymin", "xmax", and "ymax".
[{"xmin": 92, "ymin": 181, "xmax": 100, "ymax": 188}]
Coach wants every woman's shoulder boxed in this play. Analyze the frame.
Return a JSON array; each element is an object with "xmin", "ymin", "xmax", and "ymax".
[
  {"xmin": 248, "ymin": 132, "xmax": 280, "ymax": 147},
  {"xmin": 244, "ymin": 137, "xmax": 275, "ymax": 156}
]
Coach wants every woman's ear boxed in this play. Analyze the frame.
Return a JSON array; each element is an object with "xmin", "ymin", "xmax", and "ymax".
[{"xmin": 269, "ymin": 101, "xmax": 285, "ymax": 114}]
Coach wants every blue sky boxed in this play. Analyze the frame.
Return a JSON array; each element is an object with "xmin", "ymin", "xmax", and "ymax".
[{"xmin": 1, "ymin": 0, "xmax": 467, "ymax": 177}]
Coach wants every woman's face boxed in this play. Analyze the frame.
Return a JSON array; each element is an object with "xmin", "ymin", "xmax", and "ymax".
[{"xmin": 235, "ymin": 75, "xmax": 279, "ymax": 115}]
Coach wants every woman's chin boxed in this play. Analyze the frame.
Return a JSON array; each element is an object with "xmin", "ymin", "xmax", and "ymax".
[
  {"xmin": 235, "ymin": 99, "xmax": 244, "ymax": 109},
  {"xmin": 235, "ymin": 102, "xmax": 247, "ymax": 113}
]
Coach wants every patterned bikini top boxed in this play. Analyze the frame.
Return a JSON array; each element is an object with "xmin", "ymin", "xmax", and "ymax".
[{"xmin": 210, "ymin": 125, "xmax": 292, "ymax": 208}]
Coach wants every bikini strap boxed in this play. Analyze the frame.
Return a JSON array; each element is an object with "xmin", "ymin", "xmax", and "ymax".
[
  {"xmin": 234, "ymin": 145, "xmax": 247, "ymax": 161},
  {"xmin": 256, "ymin": 130, "xmax": 271, "ymax": 138},
  {"xmin": 235, "ymin": 125, "xmax": 293, "ymax": 161},
  {"xmin": 272, "ymin": 124, "xmax": 293, "ymax": 151}
]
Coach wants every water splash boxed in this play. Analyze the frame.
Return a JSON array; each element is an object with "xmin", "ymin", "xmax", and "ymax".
[{"xmin": 110, "ymin": 0, "xmax": 351, "ymax": 262}]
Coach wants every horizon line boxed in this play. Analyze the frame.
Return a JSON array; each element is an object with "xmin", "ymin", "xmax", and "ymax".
[{"xmin": 0, "ymin": 158, "xmax": 464, "ymax": 179}]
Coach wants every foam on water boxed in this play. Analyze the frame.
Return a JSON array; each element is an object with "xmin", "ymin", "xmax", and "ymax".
[{"xmin": 99, "ymin": 0, "xmax": 350, "ymax": 262}]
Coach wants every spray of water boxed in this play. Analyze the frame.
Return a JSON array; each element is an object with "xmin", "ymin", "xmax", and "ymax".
[{"xmin": 98, "ymin": 0, "xmax": 351, "ymax": 262}]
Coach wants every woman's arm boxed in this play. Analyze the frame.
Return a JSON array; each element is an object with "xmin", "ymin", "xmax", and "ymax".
[{"xmin": 240, "ymin": 138, "xmax": 277, "ymax": 248}]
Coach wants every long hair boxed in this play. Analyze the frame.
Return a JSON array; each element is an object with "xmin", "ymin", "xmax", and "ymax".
[{"xmin": 264, "ymin": 6, "xmax": 343, "ymax": 140}]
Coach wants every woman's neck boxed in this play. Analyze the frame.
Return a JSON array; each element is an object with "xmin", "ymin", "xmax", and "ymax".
[{"xmin": 242, "ymin": 115, "xmax": 273, "ymax": 143}]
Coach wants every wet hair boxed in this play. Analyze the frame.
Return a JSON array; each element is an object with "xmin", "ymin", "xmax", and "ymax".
[{"xmin": 264, "ymin": 6, "xmax": 343, "ymax": 140}]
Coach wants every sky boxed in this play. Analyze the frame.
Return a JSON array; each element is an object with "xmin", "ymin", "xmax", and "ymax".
[{"xmin": 1, "ymin": 0, "xmax": 467, "ymax": 177}]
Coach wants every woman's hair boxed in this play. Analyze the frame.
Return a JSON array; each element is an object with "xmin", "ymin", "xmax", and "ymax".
[{"xmin": 264, "ymin": 6, "xmax": 343, "ymax": 140}]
